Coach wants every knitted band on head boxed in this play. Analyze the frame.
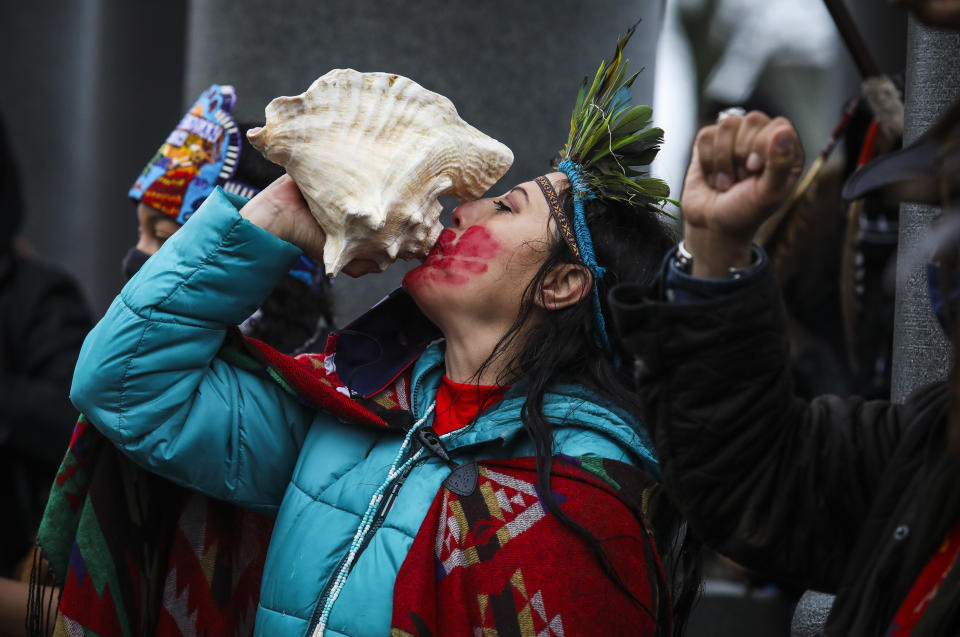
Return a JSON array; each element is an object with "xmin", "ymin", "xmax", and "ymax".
[
  {"xmin": 535, "ymin": 165, "xmax": 611, "ymax": 353},
  {"xmin": 558, "ymin": 159, "xmax": 604, "ymax": 279}
]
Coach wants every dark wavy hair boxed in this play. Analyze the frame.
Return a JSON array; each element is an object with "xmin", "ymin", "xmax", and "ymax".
[
  {"xmin": 473, "ymin": 188, "xmax": 701, "ymax": 633},
  {"xmin": 239, "ymin": 273, "xmax": 335, "ymax": 355}
]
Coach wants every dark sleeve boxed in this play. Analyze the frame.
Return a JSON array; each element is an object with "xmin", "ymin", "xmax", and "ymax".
[
  {"xmin": 663, "ymin": 243, "xmax": 767, "ymax": 303},
  {"xmin": 0, "ymin": 260, "xmax": 92, "ymax": 465},
  {"xmin": 609, "ymin": 263, "xmax": 922, "ymax": 592}
]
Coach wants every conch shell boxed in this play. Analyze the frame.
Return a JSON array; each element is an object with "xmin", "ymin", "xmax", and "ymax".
[{"xmin": 248, "ymin": 69, "xmax": 514, "ymax": 275}]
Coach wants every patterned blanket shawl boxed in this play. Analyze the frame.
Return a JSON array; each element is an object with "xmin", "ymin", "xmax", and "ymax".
[
  {"xmin": 390, "ymin": 456, "xmax": 674, "ymax": 637},
  {"xmin": 29, "ymin": 416, "xmax": 272, "ymax": 637}
]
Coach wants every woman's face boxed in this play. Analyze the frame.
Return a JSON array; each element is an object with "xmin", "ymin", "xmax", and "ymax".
[
  {"xmin": 403, "ymin": 172, "xmax": 568, "ymax": 332},
  {"xmin": 135, "ymin": 203, "xmax": 182, "ymax": 255}
]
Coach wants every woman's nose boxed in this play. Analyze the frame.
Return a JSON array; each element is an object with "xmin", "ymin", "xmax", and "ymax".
[{"xmin": 450, "ymin": 200, "xmax": 483, "ymax": 229}]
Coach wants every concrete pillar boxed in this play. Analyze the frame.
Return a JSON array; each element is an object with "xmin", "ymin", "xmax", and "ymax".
[
  {"xmin": 0, "ymin": 0, "xmax": 187, "ymax": 315},
  {"xmin": 184, "ymin": 1, "xmax": 663, "ymax": 324},
  {"xmin": 891, "ymin": 19, "xmax": 960, "ymax": 403}
]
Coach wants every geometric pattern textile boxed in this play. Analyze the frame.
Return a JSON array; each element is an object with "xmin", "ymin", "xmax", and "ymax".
[
  {"xmin": 31, "ymin": 333, "xmax": 676, "ymax": 637},
  {"xmin": 31, "ymin": 416, "xmax": 271, "ymax": 637},
  {"xmin": 29, "ymin": 331, "xmax": 409, "ymax": 637},
  {"xmin": 391, "ymin": 456, "xmax": 674, "ymax": 637}
]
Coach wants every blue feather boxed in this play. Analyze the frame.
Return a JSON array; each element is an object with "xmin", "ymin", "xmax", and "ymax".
[{"xmin": 609, "ymin": 86, "xmax": 631, "ymax": 117}]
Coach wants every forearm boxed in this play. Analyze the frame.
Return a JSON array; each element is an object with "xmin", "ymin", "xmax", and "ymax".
[
  {"xmin": 0, "ymin": 577, "xmax": 53, "ymax": 637},
  {"xmin": 119, "ymin": 188, "xmax": 301, "ymax": 328},
  {"xmin": 682, "ymin": 225, "xmax": 753, "ymax": 279},
  {"xmin": 70, "ymin": 188, "xmax": 311, "ymax": 510},
  {"xmin": 0, "ymin": 576, "xmax": 28, "ymax": 637},
  {"xmin": 72, "ymin": 188, "xmax": 300, "ymax": 430}
]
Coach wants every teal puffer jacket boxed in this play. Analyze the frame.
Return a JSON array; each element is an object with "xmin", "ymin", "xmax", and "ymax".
[{"xmin": 70, "ymin": 188, "xmax": 658, "ymax": 637}]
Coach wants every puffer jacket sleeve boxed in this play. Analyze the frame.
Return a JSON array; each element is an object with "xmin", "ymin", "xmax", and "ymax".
[
  {"xmin": 70, "ymin": 188, "xmax": 313, "ymax": 514},
  {"xmin": 609, "ymin": 263, "xmax": 932, "ymax": 593}
]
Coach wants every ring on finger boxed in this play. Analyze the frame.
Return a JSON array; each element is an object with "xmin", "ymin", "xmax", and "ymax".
[{"xmin": 716, "ymin": 106, "xmax": 747, "ymax": 123}]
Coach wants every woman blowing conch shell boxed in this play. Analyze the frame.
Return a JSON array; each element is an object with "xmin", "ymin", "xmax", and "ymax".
[
  {"xmin": 247, "ymin": 68, "xmax": 515, "ymax": 276},
  {"xmin": 68, "ymin": 28, "xmax": 701, "ymax": 637}
]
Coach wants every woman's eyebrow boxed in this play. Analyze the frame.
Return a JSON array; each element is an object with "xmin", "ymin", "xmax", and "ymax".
[{"xmin": 510, "ymin": 186, "xmax": 530, "ymax": 203}]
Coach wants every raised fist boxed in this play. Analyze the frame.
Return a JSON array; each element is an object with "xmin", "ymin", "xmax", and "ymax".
[{"xmin": 679, "ymin": 111, "xmax": 803, "ymax": 278}]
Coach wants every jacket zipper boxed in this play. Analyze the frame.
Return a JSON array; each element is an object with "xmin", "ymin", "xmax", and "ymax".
[
  {"xmin": 305, "ymin": 360, "xmax": 446, "ymax": 636},
  {"xmin": 306, "ymin": 461, "xmax": 415, "ymax": 635}
]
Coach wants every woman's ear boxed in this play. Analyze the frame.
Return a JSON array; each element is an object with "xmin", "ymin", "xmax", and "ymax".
[{"xmin": 538, "ymin": 263, "xmax": 592, "ymax": 310}]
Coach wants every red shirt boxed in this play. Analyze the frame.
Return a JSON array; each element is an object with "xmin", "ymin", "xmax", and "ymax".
[{"xmin": 432, "ymin": 375, "xmax": 508, "ymax": 435}]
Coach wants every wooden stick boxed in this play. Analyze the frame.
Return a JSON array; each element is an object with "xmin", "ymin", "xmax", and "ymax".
[
  {"xmin": 822, "ymin": 0, "xmax": 881, "ymax": 78},
  {"xmin": 759, "ymin": 96, "xmax": 862, "ymax": 247}
]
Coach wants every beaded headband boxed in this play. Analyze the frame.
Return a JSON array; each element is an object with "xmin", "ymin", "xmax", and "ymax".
[{"xmin": 534, "ymin": 176, "xmax": 579, "ymax": 259}]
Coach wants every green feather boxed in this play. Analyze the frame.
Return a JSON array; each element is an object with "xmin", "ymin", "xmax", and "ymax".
[
  {"xmin": 565, "ymin": 61, "xmax": 603, "ymax": 155},
  {"xmin": 570, "ymin": 79, "xmax": 588, "ymax": 138},
  {"xmin": 612, "ymin": 105, "xmax": 652, "ymax": 134},
  {"xmin": 610, "ymin": 126, "xmax": 662, "ymax": 152},
  {"xmin": 556, "ymin": 24, "xmax": 670, "ymax": 211}
]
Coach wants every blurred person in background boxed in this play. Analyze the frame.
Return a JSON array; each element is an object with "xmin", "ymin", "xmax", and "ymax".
[
  {"xmin": 612, "ymin": 55, "xmax": 960, "ymax": 632},
  {"xmin": 0, "ymin": 110, "xmax": 92, "ymax": 582},
  {"xmin": 124, "ymin": 84, "xmax": 335, "ymax": 352},
  {"xmin": 0, "ymin": 85, "xmax": 336, "ymax": 637}
]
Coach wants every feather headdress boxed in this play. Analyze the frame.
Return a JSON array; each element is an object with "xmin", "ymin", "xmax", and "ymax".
[
  {"xmin": 539, "ymin": 24, "xmax": 669, "ymax": 353},
  {"xmin": 556, "ymin": 24, "xmax": 671, "ymax": 210}
]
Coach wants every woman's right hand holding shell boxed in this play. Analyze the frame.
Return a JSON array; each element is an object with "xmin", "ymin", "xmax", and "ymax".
[
  {"xmin": 241, "ymin": 174, "xmax": 327, "ymax": 263},
  {"xmin": 241, "ymin": 175, "xmax": 382, "ymax": 277}
]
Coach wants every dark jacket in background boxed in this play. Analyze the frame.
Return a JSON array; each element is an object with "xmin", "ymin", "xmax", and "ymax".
[
  {"xmin": 0, "ymin": 110, "xmax": 92, "ymax": 575},
  {"xmin": 0, "ymin": 254, "xmax": 92, "ymax": 575},
  {"xmin": 611, "ymin": 261, "xmax": 959, "ymax": 636}
]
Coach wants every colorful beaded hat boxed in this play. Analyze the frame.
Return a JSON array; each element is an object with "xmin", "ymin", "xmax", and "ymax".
[
  {"xmin": 129, "ymin": 84, "xmax": 321, "ymax": 284},
  {"xmin": 129, "ymin": 84, "xmax": 258, "ymax": 224}
]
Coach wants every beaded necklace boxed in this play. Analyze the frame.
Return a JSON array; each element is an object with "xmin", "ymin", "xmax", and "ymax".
[{"xmin": 312, "ymin": 401, "xmax": 437, "ymax": 636}]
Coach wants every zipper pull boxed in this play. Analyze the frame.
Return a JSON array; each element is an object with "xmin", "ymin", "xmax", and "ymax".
[
  {"xmin": 416, "ymin": 426, "xmax": 453, "ymax": 464},
  {"xmin": 416, "ymin": 426, "xmax": 478, "ymax": 497},
  {"xmin": 443, "ymin": 461, "xmax": 478, "ymax": 497}
]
